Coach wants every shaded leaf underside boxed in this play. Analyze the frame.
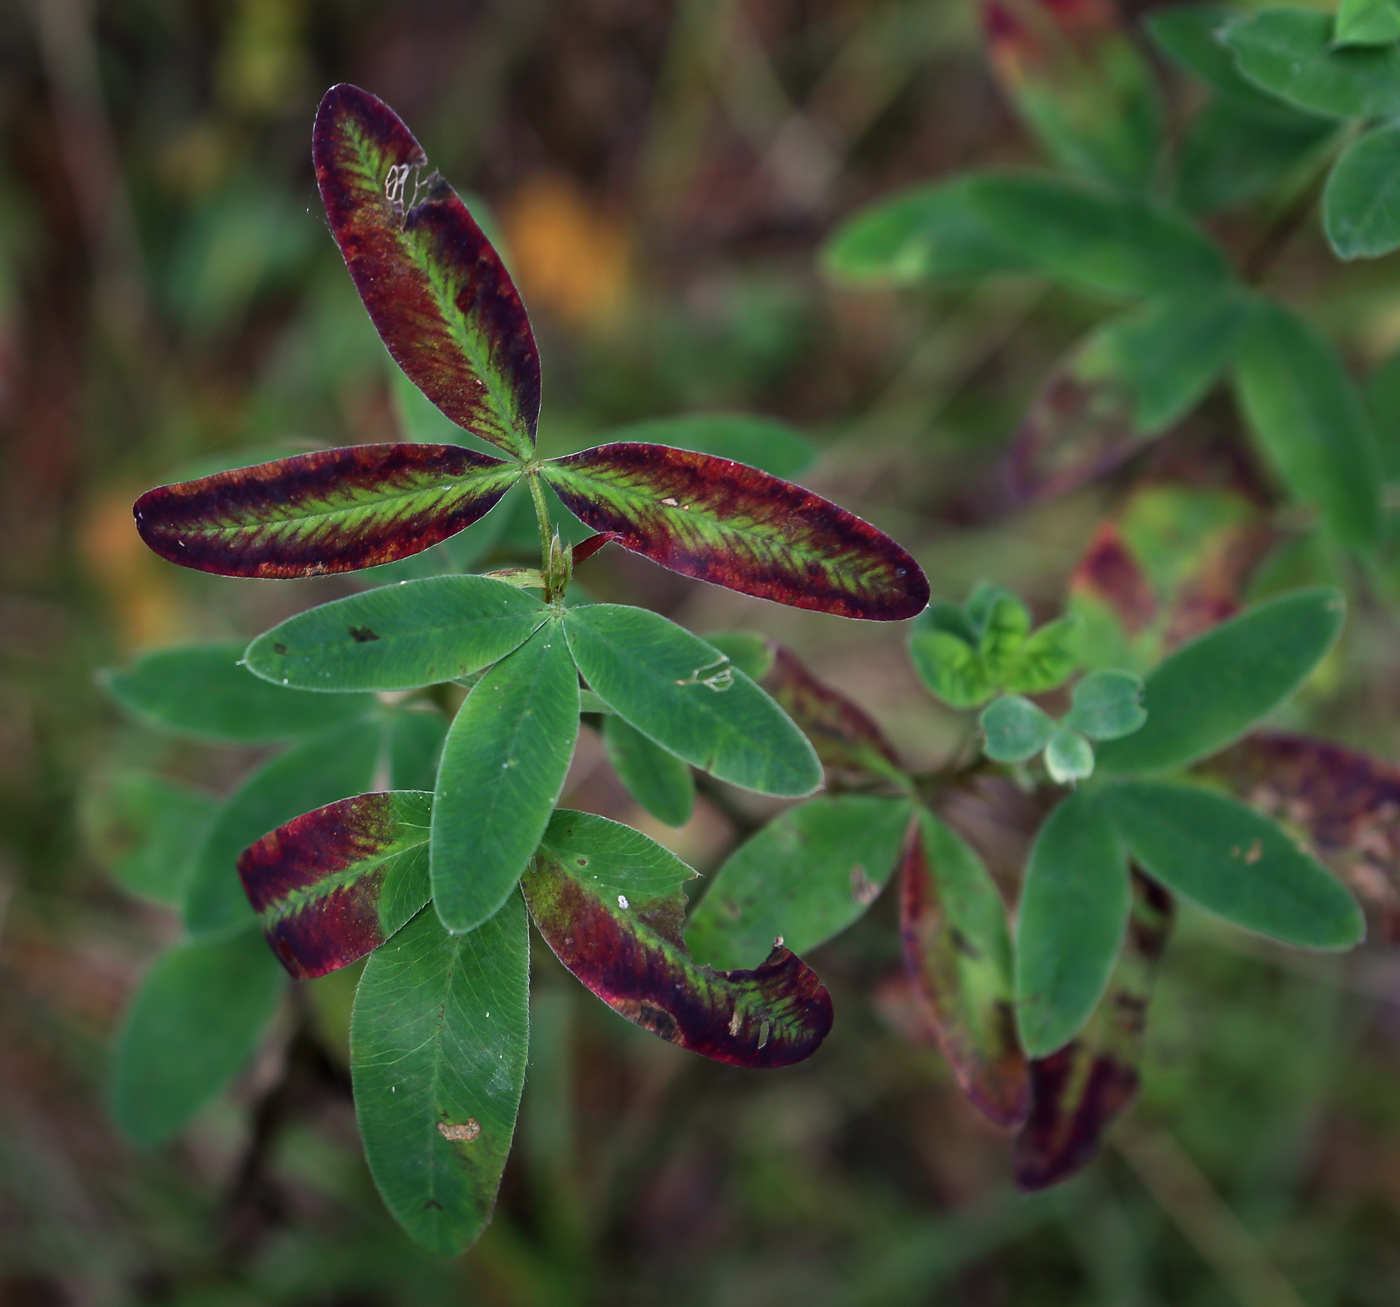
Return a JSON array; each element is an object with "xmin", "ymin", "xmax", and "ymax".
[
  {"xmin": 134, "ymin": 443, "xmax": 518, "ymax": 578},
  {"xmin": 314, "ymin": 83, "xmax": 540, "ymax": 458},
  {"xmin": 544, "ymin": 443, "xmax": 929, "ymax": 620}
]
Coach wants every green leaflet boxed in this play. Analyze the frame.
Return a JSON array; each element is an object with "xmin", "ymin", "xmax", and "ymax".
[
  {"xmin": 431, "ymin": 623, "xmax": 579, "ymax": 934},
  {"xmin": 1100, "ymin": 781, "xmax": 1364, "ymax": 949},
  {"xmin": 1324, "ymin": 124, "xmax": 1400, "ymax": 260},
  {"xmin": 685, "ymin": 796, "xmax": 915, "ymax": 969},
  {"xmin": 245, "ymin": 575, "xmax": 550, "ymax": 693},
  {"xmin": 1062, "ymin": 670, "xmax": 1146, "ymax": 742},
  {"xmin": 103, "ymin": 641, "xmax": 374, "ymax": 742},
  {"xmin": 351, "ymin": 898, "xmax": 530, "ymax": 1256},
  {"xmin": 184, "ymin": 721, "xmax": 384, "ymax": 937},
  {"xmin": 819, "ymin": 178, "xmax": 1033, "ymax": 285},
  {"xmin": 602, "ymin": 715, "xmax": 695, "ymax": 828},
  {"xmin": 1224, "ymin": 8, "xmax": 1400, "ymax": 118},
  {"xmin": 1016, "ymin": 792, "xmax": 1131, "ymax": 1059},
  {"xmin": 563, "ymin": 605, "xmax": 820, "ymax": 798},
  {"xmin": 1096, "ymin": 587, "xmax": 1345, "ymax": 775},
  {"xmin": 1149, "ymin": 3, "xmax": 1293, "ymax": 106},
  {"xmin": 110, "ymin": 925, "xmax": 287, "ymax": 1147},
  {"xmin": 601, "ymin": 413, "xmax": 816, "ymax": 479},
  {"xmin": 82, "ymin": 771, "xmax": 216, "ymax": 908},
  {"xmin": 965, "ymin": 173, "xmax": 1231, "ymax": 298},
  {"xmin": 1336, "ymin": 0, "xmax": 1400, "ymax": 47},
  {"xmin": 1232, "ymin": 299, "xmax": 1383, "ymax": 552},
  {"xmin": 909, "ymin": 629, "xmax": 998, "ymax": 709},
  {"xmin": 981, "ymin": 697, "xmax": 1055, "ymax": 764},
  {"xmin": 899, "ymin": 808, "xmax": 1027, "ymax": 1128},
  {"xmin": 1044, "ymin": 727, "xmax": 1095, "ymax": 784},
  {"xmin": 702, "ymin": 630, "xmax": 776, "ymax": 682},
  {"xmin": 388, "ymin": 709, "xmax": 449, "ymax": 790}
]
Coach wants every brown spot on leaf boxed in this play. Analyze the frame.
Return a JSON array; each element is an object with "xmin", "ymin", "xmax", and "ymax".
[{"xmin": 438, "ymin": 1119, "xmax": 481, "ymax": 1142}]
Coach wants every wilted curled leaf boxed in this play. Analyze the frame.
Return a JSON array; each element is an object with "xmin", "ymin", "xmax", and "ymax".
[
  {"xmin": 314, "ymin": 84, "xmax": 540, "ymax": 459},
  {"xmin": 1015, "ymin": 870, "xmax": 1173, "ymax": 1189},
  {"xmin": 522, "ymin": 811, "xmax": 833, "ymax": 1068},
  {"xmin": 134, "ymin": 444, "xmax": 519, "ymax": 578},
  {"xmin": 542, "ymin": 443, "xmax": 929, "ymax": 620},
  {"xmin": 759, "ymin": 641, "xmax": 903, "ymax": 776},
  {"xmin": 899, "ymin": 808, "xmax": 1029, "ymax": 1128},
  {"xmin": 1068, "ymin": 482, "xmax": 1273, "ymax": 673},
  {"xmin": 1208, "ymin": 732, "xmax": 1400, "ymax": 938},
  {"xmin": 238, "ymin": 791, "xmax": 431, "ymax": 979}
]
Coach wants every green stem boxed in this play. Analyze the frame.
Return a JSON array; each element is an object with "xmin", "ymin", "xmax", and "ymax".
[{"xmin": 527, "ymin": 470, "xmax": 555, "ymax": 603}]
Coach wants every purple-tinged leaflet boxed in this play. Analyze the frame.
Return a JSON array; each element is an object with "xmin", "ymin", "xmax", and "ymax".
[
  {"xmin": 522, "ymin": 810, "xmax": 833, "ymax": 1068},
  {"xmin": 134, "ymin": 443, "xmax": 518, "ymax": 578},
  {"xmin": 314, "ymin": 84, "xmax": 540, "ymax": 459},
  {"xmin": 1015, "ymin": 870, "xmax": 1172, "ymax": 1188},
  {"xmin": 543, "ymin": 443, "xmax": 929, "ymax": 620},
  {"xmin": 238, "ymin": 791, "xmax": 431, "ymax": 979}
]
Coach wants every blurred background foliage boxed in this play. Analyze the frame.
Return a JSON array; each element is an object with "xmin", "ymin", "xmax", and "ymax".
[{"xmin": 6, "ymin": 0, "xmax": 1400, "ymax": 1303}]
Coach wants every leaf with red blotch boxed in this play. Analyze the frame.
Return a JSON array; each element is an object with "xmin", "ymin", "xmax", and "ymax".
[
  {"xmin": 313, "ymin": 84, "xmax": 540, "ymax": 459},
  {"xmin": 542, "ymin": 444, "xmax": 928, "ymax": 620},
  {"xmin": 134, "ymin": 444, "xmax": 520, "ymax": 578},
  {"xmin": 982, "ymin": 0, "xmax": 1160, "ymax": 190},
  {"xmin": 1207, "ymin": 732, "xmax": 1400, "ymax": 940},
  {"xmin": 758, "ymin": 640, "xmax": 904, "ymax": 778},
  {"xmin": 900, "ymin": 808, "xmax": 1029, "ymax": 1128},
  {"xmin": 1068, "ymin": 482, "xmax": 1273, "ymax": 674},
  {"xmin": 522, "ymin": 810, "xmax": 833, "ymax": 1068},
  {"xmin": 238, "ymin": 791, "xmax": 431, "ymax": 980},
  {"xmin": 1015, "ymin": 870, "xmax": 1172, "ymax": 1189}
]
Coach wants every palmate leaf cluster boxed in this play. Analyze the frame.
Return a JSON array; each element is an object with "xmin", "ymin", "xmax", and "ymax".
[{"xmin": 95, "ymin": 20, "xmax": 1400, "ymax": 1252}]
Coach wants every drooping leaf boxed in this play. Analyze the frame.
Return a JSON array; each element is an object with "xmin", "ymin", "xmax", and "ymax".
[
  {"xmin": 432, "ymin": 623, "xmax": 579, "ymax": 934},
  {"xmin": 966, "ymin": 173, "xmax": 1231, "ymax": 298},
  {"xmin": 1007, "ymin": 290, "xmax": 1247, "ymax": 501},
  {"xmin": 111, "ymin": 925, "xmax": 287, "ymax": 1147},
  {"xmin": 1044, "ymin": 727, "xmax": 1095, "ymax": 784},
  {"xmin": 244, "ymin": 575, "xmax": 549, "ymax": 693},
  {"xmin": 820, "ymin": 178, "xmax": 1034, "ymax": 285},
  {"xmin": 758, "ymin": 641, "xmax": 904, "ymax": 777},
  {"xmin": 524, "ymin": 811, "xmax": 833, "ymax": 1067},
  {"xmin": 388, "ymin": 708, "xmax": 449, "ymax": 790},
  {"xmin": 685, "ymin": 796, "xmax": 914, "ymax": 969},
  {"xmin": 83, "ymin": 771, "xmax": 216, "ymax": 908},
  {"xmin": 1095, "ymin": 587, "xmax": 1345, "ymax": 774},
  {"xmin": 1063, "ymin": 670, "xmax": 1146, "ymax": 741},
  {"xmin": 562, "ymin": 605, "xmax": 821, "ymax": 798},
  {"xmin": 602, "ymin": 414, "xmax": 816, "ymax": 479},
  {"xmin": 1324, "ymin": 124, "xmax": 1400, "ymax": 260},
  {"xmin": 238, "ymin": 791, "xmax": 433, "ymax": 979},
  {"xmin": 1336, "ymin": 0, "xmax": 1400, "ymax": 47},
  {"xmin": 351, "ymin": 898, "xmax": 529, "ymax": 1256},
  {"xmin": 103, "ymin": 642, "xmax": 374, "ymax": 742},
  {"xmin": 899, "ymin": 808, "xmax": 1028, "ymax": 1128},
  {"xmin": 313, "ymin": 84, "xmax": 540, "ymax": 458},
  {"xmin": 981, "ymin": 695, "xmax": 1055, "ymax": 764},
  {"xmin": 1068, "ymin": 481, "xmax": 1274, "ymax": 673},
  {"xmin": 1015, "ymin": 871, "xmax": 1172, "ymax": 1189},
  {"xmin": 134, "ymin": 444, "xmax": 521, "ymax": 578},
  {"xmin": 981, "ymin": 0, "xmax": 1162, "ymax": 190},
  {"xmin": 184, "ymin": 721, "xmax": 384, "ymax": 938},
  {"xmin": 1016, "ymin": 791, "xmax": 1130, "ymax": 1058},
  {"xmin": 1176, "ymin": 100, "xmax": 1335, "ymax": 215},
  {"xmin": 1207, "ymin": 731, "xmax": 1400, "ymax": 937},
  {"xmin": 1100, "ymin": 780, "xmax": 1364, "ymax": 948},
  {"xmin": 542, "ymin": 444, "xmax": 929, "ymax": 620},
  {"xmin": 602, "ymin": 715, "xmax": 696, "ymax": 828},
  {"xmin": 1224, "ymin": 7, "xmax": 1400, "ymax": 118}
]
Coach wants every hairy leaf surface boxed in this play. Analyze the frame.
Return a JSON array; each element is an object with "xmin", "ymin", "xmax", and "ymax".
[
  {"xmin": 602, "ymin": 716, "xmax": 696, "ymax": 828},
  {"xmin": 135, "ymin": 444, "xmax": 519, "ymax": 578},
  {"xmin": 352, "ymin": 899, "xmax": 529, "ymax": 1256},
  {"xmin": 314, "ymin": 84, "xmax": 540, "ymax": 457},
  {"xmin": 543, "ymin": 443, "xmax": 928, "ymax": 620},
  {"xmin": 524, "ymin": 811, "xmax": 833, "ymax": 1068}
]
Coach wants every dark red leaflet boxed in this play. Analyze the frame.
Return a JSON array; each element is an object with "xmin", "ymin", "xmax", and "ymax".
[
  {"xmin": 761, "ymin": 642, "xmax": 901, "ymax": 772},
  {"xmin": 314, "ymin": 84, "xmax": 540, "ymax": 451},
  {"xmin": 527, "ymin": 870, "xmax": 833, "ymax": 1069},
  {"xmin": 133, "ymin": 444, "xmax": 511, "ymax": 578},
  {"xmin": 548, "ymin": 443, "xmax": 929, "ymax": 620},
  {"xmin": 1071, "ymin": 523, "xmax": 1157, "ymax": 635},
  {"xmin": 264, "ymin": 879, "xmax": 389, "ymax": 981},
  {"xmin": 570, "ymin": 533, "xmax": 616, "ymax": 567}
]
